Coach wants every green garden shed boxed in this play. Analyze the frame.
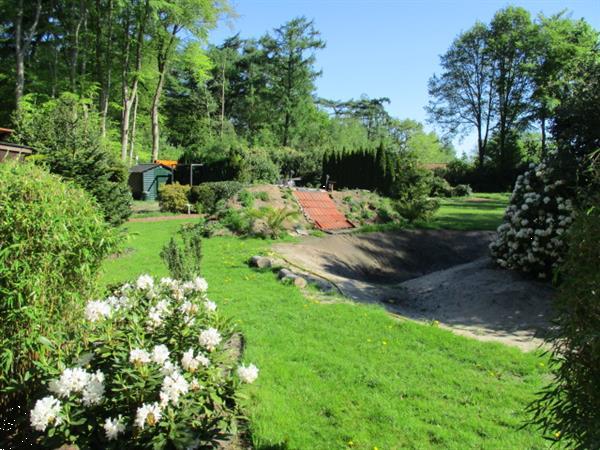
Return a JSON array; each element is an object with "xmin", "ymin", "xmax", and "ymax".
[{"xmin": 128, "ymin": 163, "xmax": 173, "ymax": 201}]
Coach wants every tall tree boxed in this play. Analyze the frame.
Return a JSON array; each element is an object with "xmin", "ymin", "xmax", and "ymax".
[
  {"xmin": 149, "ymin": 0, "xmax": 225, "ymax": 162},
  {"xmin": 260, "ymin": 17, "xmax": 325, "ymax": 146},
  {"xmin": 426, "ymin": 22, "xmax": 495, "ymax": 167},
  {"xmin": 487, "ymin": 6, "xmax": 536, "ymax": 169},
  {"xmin": 13, "ymin": 0, "xmax": 43, "ymax": 109}
]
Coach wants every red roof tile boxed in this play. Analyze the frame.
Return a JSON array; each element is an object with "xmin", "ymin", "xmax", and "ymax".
[{"xmin": 293, "ymin": 191, "xmax": 354, "ymax": 230}]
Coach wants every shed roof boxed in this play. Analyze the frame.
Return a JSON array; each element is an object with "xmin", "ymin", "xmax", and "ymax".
[{"xmin": 129, "ymin": 164, "xmax": 161, "ymax": 173}]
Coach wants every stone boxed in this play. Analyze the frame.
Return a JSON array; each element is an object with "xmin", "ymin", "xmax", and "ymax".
[
  {"xmin": 293, "ymin": 277, "xmax": 308, "ymax": 288},
  {"xmin": 278, "ymin": 268, "xmax": 294, "ymax": 279},
  {"xmin": 249, "ymin": 255, "xmax": 271, "ymax": 269}
]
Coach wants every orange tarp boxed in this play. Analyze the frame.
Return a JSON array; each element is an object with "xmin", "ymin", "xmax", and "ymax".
[
  {"xmin": 293, "ymin": 191, "xmax": 353, "ymax": 231},
  {"xmin": 154, "ymin": 159, "xmax": 178, "ymax": 169}
]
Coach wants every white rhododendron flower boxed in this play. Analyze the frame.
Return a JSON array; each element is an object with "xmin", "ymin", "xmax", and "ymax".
[
  {"xmin": 135, "ymin": 402, "xmax": 162, "ymax": 429},
  {"xmin": 85, "ymin": 300, "xmax": 111, "ymax": 322},
  {"xmin": 82, "ymin": 370, "xmax": 105, "ymax": 406},
  {"xmin": 136, "ymin": 274, "xmax": 154, "ymax": 290},
  {"xmin": 49, "ymin": 367, "xmax": 90, "ymax": 398},
  {"xmin": 160, "ymin": 372, "xmax": 189, "ymax": 406},
  {"xmin": 192, "ymin": 277, "xmax": 208, "ymax": 292},
  {"xmin": 30, "ymin": 396, "xmax": 62, "ymax": 431},
  {"xmin": 237, "ymin": 363, "xmax": 259, "ymax": 384},
  {"xmin": 204, "ymin": 300, "xmax": 217, "ymax": 312},
  {"xmin": 103, "ymin": 416, "xmax": 126, "ymax": 441},
  {"xmin": 199, "ymin": 327, "xmax": 222, "ymax": 351},
  {"xmin": 129, "ymin": 348, "xmax": 151, "ymax": 365},
  {"xmin": 181, "ymin": 348, "xmax": 210, "ymax": 372},
  {"xmin": 151, "ymin": 345, "xmax": 170, "ymax": 365},
  {"xmin": 160, "ymin": 360, "xmax": 179, "ymax": 376}
]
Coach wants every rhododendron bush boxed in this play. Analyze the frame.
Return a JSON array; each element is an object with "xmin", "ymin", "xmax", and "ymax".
[
  {"xmin": 29, "ymin": 275, "xmax": 258, "ymax": 449},
  {"xmin": 490, "ymin": 157, "xmax": 577, "ymax": 277}
]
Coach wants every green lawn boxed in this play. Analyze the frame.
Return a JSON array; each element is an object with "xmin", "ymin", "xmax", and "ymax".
[
  {"xmin": 101, "ymin": 217, "xmax": 550, "ymax": 450},
  {"xmin": 422, "ymin": 192, "xmax": 510, "ymax": 231}
]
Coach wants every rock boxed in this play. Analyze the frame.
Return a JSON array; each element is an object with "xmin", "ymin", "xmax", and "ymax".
[
  {"xmin": 249, "ymin": 255, "xmax": 271, "ymax": 269},
  {"xmin": 278, "ymin": 268, "xmax": 294, "ymax": 279},
  {"xmin": 293, "ymin": 277, "xmax": 308, "ymax": 288}
]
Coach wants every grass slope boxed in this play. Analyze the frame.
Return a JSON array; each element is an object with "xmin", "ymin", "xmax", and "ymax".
[{"xmin": 101, "ymin": 219, "xmax": 548, "ymax": 449}]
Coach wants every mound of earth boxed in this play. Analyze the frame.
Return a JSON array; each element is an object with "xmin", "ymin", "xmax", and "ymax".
[{"xmin": 274, "ymin": 230, "xmax": 553, "ymax": 351}]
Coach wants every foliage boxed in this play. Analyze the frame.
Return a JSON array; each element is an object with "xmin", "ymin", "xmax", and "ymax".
[
  {"xmin": 257, "ymin": 207, "xmax": 299, "ymax": 239},
  {"xmin": 238, "ymin": 190, "xmax": 255, "ymax": 208},
  {"xmin": 428, "ymin": 8, "xmax": 599, "ymax": 170},
  {"xmin": 527, "ymin": 157, "xmax": 600, "ymax": 449},
  {"xmin": 429, "ymin": 175, "xmax": 454, "ymax": 197},
  {"xmin": 219, "ymin": 208, "xmax": 256, "ymax": 236},
  {"xmin": 0, "ymin": 163, "xmax": 116, "ymax": 445},
  {"xmin": 237, "ymin": 148, "xmax": 280, "ymax": 184},
  {"xmin": 160, "ymin": 223, "xmax": 204, "ymax": 280},
  {"xmin": 489, "ymin": 156, "xmax": 577, "ymax": 277},
  {"xmin": 190, "ymin": 181, "xmax": 244, "ymax": 214},
  {"xmin": 254, "ymin": 191, "xmax": 270, "ymax": 202},
  {"xmin": 13, "ymin": 93, "xmax": 131, "ymax": 225},
  {"xmin": 389, "ymin": 157, "xmax": 439, "ymax": 222},
  {"xmin": 101, "ymin": 223, "xmax": 550, "ymax": 449},
  {"xmin": 452, "ymin": 184, "xmax": 473, "ymax": 197},
  {"xmin": 28, "ymin": 275, "xmax": 258, "ymax": 448},
  {"xmin": 158, "ymin": 183, "xmax": 190, "ymax": 213}
]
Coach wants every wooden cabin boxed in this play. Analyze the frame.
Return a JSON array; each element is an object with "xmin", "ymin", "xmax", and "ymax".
[
  {"xmin": 128, "ymin": 163, "xmax": 173, "ymax": 201},
  {"xmin": 0, "ymin": 127, "xmax": 34, "ymax": 162}
]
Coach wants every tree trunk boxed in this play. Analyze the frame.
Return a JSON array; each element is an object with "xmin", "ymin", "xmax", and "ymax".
[
  {"xmin": 14, "ymin": 0, "xmax": 42, "ymax": 110},
  {"xmin": 220, "ymin": 60, "xmax": 225, "ymax": 137},
  {"xmin": 129, "ymin": 92, "xmax": 139, "ymax": 164},
  {"xmin": 540, "ymin": 115, "xmax": 547, "ymax": 158},
  {"xmin": 150, "ymin": 26, "xmax": 178, "ymax": 162},
  {"xmin": 151, "ymin": 68, "xmax": 166, "ymax": 162}
]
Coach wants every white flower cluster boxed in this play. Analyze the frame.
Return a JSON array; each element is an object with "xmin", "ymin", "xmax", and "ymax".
[
  {"xmin": 490, "ymin": 161, "xmax": 575, "ymax": 277},
  {"xmin": 48, "ymin": 367, "xmax": 105, "ymax": 406},
  {"xmin": 31, "ymin": 274, "xmax": 259, "ymax": 443},
  {"xmin": 237, "ymin": 363, "xmax": 259, "ymax": 384}
]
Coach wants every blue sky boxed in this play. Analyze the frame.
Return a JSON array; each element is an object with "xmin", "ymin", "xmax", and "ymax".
[{"xmin": 209, "ymin": 0, "xmax": 600, "ymax": 155}]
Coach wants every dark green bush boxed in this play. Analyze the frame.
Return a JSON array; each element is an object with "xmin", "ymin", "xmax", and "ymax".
[
  {"xmin": 430, "ymin": 175, "xmax": 454, "ymax": 197},
  {"xmin": 191, "ymin": 181, "xmax": 244, "ymax": 214},
  {"xmin": 14, "ymin": 93, "xmax": 131, "ymax": 225},
  {"xmin": 238, "ymin": 148, "xmax": 280, "ymax": 183},
  {"xmin": 528, "ymin": 158, "xmax": 600, "ymax": 449},
  {"xmin": 452, "ymin": 184, "xmax": 473, "ymax": 197},
  {"xmin": 0, "ymin": 163, "xmax": 117, "ymax": 442},
  {"xmin": 389, "ymin": 158, "xmax": 439, "ymax": 222},
  {"xmin": 158, "ymin": 183, "xmax": 190, "ymax": 213}
]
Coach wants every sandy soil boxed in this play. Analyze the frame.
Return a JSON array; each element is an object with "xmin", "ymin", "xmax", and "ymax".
[{"xmin": 274, "ymin": 230, "xmax": 553, "ymax": 351}]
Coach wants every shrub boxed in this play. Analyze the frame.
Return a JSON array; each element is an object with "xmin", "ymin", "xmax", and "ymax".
[
  {"xmin": 258, "ymin": 207, "xmax": 299, "ymax": 239},
  {"xmin": 220, "ymin": 208, "xmax": 256, "ymax": 236},
  {"xmin": 238, "ymin": 189, "xmax": 255, "ymax": 208},
  {"xmin": 14, "ymin": 93, "xmax": 131, "ymax": 225},
  {"xmin": 238, "ymin": 148, "xmax": 280, "ymax": 184},
  {"xmin": 0, "ymin": 163, "xmax": 117, "ymax": 444},
  {"xmin": 452, "ymin": 184, "xmax": 473, "ymax": 197},
  {"xmin": 489, "ymin": 157, "xmax": 577, "ymax": 277},
  {"xmin": 390, "ymin": 158, "xmax": 439, "ymax": 222},
  {"xmin": 158, "ymin": 183, "xmax": 190, "ymax": 213},
  {"xmin": 28, "ymin": 275, "xmax": 259, "ymax": 448},
  {"xmin": 190, "ymin": 181, "xmax": 243, "ymax": 214},
  {"xmin": 528, "ymin": 183, "xmax": 600, "ymax": 448},
  {"xmin": 254, "ymin": 191, "xmax": 270, "ymax": 202},
  {"xmin": 429, "ymin": 175, "xmax": 454, "ymax": 197},
  {"xmin": 160, "ymin": 223, "xmax": 203, "ymax": 280}
]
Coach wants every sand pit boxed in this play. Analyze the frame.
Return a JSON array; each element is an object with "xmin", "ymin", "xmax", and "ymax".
[{"xmin": 274, "ymin": 230, "xmax": 553, "ymax": 351}]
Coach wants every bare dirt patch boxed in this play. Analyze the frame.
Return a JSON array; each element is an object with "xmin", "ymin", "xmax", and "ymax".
[{"xmin": 274, "ymin": 230, "xmax": 553, "ymax": 351}]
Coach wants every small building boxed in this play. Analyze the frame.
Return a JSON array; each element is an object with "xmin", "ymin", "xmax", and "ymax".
[
  {"xmin": 128, "ymin": 163, "xmax": 173, "ymax": 201},
  {"xmin": 0, "ymin": 127, "xmax": 34, "ymax": 162}
]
